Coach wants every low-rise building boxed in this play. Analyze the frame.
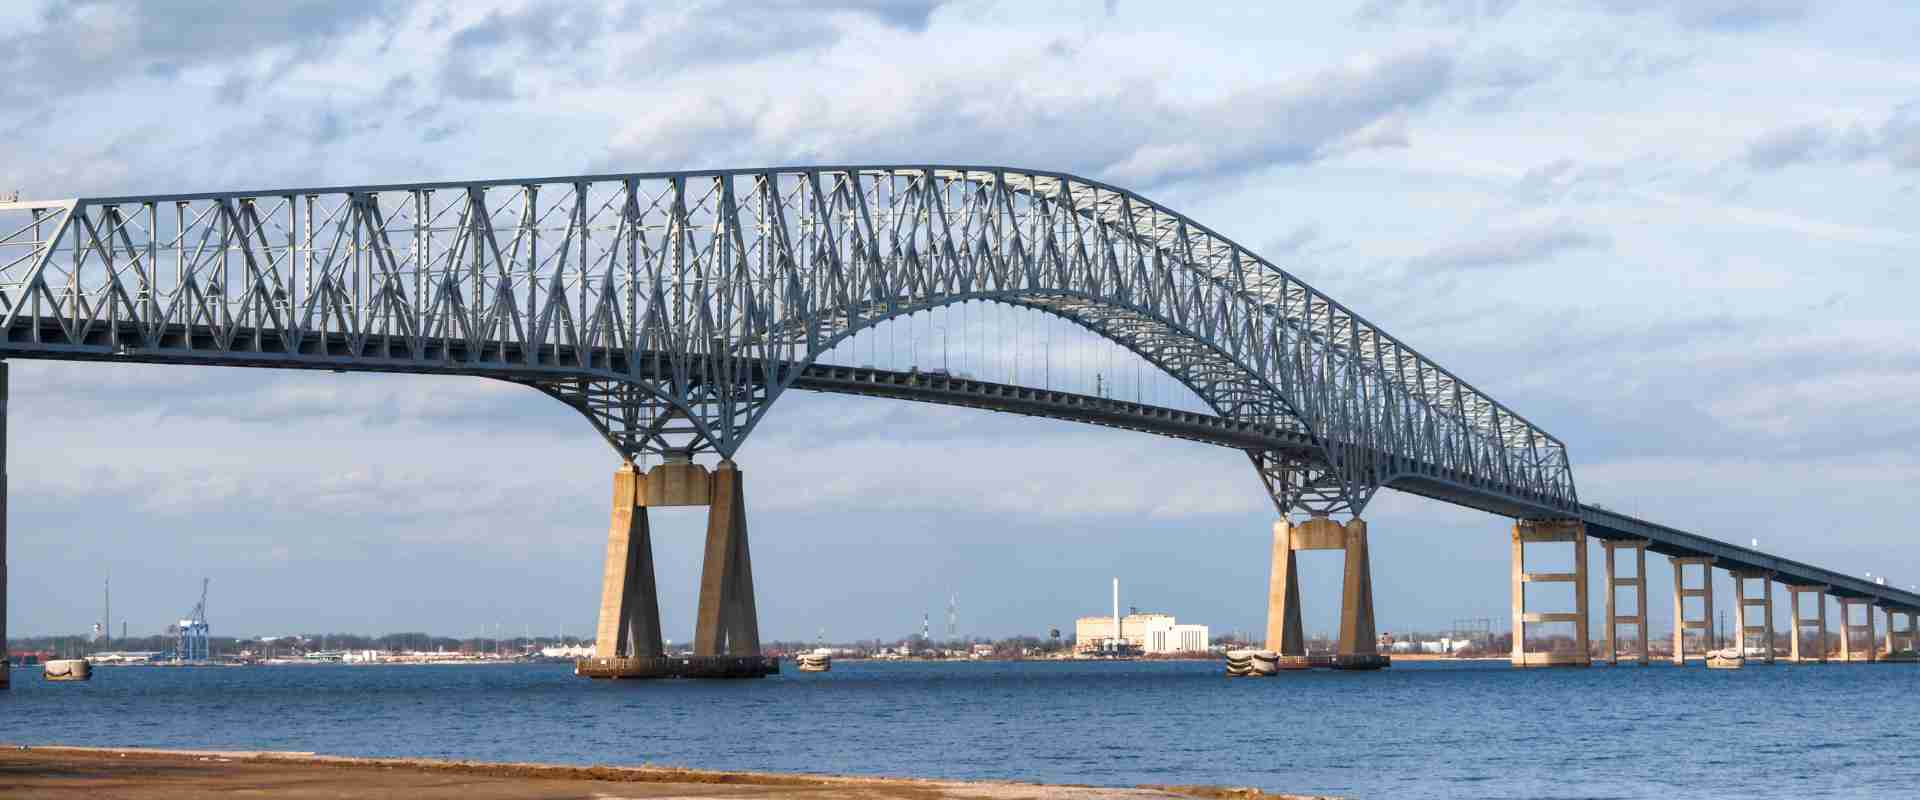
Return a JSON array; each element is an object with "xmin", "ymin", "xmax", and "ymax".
[{"xmin": 1075, "ymin": 613, "xmax": 1209, "ymax": 654}]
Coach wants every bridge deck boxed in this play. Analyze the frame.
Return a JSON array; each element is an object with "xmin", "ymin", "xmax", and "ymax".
[
  {"xmin": 794, "ymin": 365, "xmax": 1920, "ymax": 611},
  {"xmin": 1578, "ymin": 506, "xmax": 1910, "ymax": 604}
]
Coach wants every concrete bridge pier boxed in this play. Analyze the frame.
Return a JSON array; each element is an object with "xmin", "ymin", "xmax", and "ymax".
[
  {"xmin": 1838, "ymin": 597, "xmax": 1876, "ymax": 662},
  {"xmin": 1887, "ymin": 609, "xmax": 1917, "ymax": 656},
  {"xmin": 1786, "ymin": 584, "xmax": 1829, "ymax": 663},
  {"xmin": 577, "ymin": 459, "xmax": 771, "ymax": 680},
  {"xmin": 1601, "ymin": 538, "xmax": 1650, "ymax": 665},
  {"xmin": 1510, "ymin": 520, "xmax": 1590, "ymax": 667},
  {"xmin": 593, "ymin": 462, "xmax": 664, "ymax": 660},
  {"xmin": 1333, "ymin": 518, "xmax": 1383, "ymax": 670},
  {"xmin": 1263, "ymin": 519, "xmax": 1305, "ymax": 661},
  {"xmin": 1263, "ymin": 514, "xmax": 1383, "ymax": 670},
  {"xmin": 693, "ymin": 461, "xmax": 760, "ymax": 658},
  {"xmin": 1670, "ymin": 557, "xmax": 1715, "ymax": 664},
  {"xmin": 1731, "ymin": 570, "xmax": 1776, "ymax": 664}
]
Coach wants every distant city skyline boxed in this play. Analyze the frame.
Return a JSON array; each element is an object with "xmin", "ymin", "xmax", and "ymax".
[{"xmin": 4, "ymin": 0, "xmax": 1918, "ymax": 642}]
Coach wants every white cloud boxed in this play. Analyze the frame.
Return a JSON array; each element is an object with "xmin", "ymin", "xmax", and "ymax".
[
  {"xmin": 1407, "ymin": 220, "xmax": 1612, "ymax": 273},
  {"xmin": 599, "ymin": 44, "xmax": 1457, "ymax": 187},
  {"xmin": 1588, "ymin": 0, "xmax": 1812, "ymax": 31}
]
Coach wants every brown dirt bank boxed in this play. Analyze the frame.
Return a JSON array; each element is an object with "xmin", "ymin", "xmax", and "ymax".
[{"xmin": 0, "ymin": 745, "xmax": 1338, "ymax": 799}]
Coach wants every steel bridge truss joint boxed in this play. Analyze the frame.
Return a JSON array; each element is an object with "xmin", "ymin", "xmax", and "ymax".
[
  {"xmin": 1251, "ymin": 449, "xmax": 1377, "ymax": 519},
  {"xmin": 519, "ymin": 374, "xmax": 768, "ymax": 463}
]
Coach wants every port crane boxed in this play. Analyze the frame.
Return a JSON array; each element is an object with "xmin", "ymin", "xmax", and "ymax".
[{"xmin": 167, "ymin": 578, "xmax": 210, "ymax": 662}]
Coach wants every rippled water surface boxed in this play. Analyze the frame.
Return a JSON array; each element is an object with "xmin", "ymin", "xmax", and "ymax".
[{"xmin": 4, "ymin": 659, "xmax": 1915, "ymax": 798}]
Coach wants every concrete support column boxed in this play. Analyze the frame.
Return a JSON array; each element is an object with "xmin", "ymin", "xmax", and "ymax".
[
  {"xmin": 1670, "ymin": 556, "xmax": 1715, "ymax": 665},
  {"xmin": 694, "ymin": 461, "xmax": 760, "ymax": 657},
  {"xmin": 1334, "ymin": 518, "xmax": 1380, "ymax": 668},
  {"xmin": 1839, "ymin": 599, "xmax": 1854, "ymax": 662},
  {"xmin": 1764, "ymin": 580, "xmax": 1777, "ymax": 663},
  {"xmin": 592, "ymin": 462, "xmax": 664, "ymax": 659},
  {"xmin": 1263, "ymin": 518, "xmax": 1304, "ymax": 656},
  {"xmin": 1730, "ymin": 570, "xmax": 1775, "ymax": 664},
  {"xmin": 1838, "ymin": 598, "xmax": 1875, "ymax": 662},
  {"xmin": 1786, "ymin": 584, "xmax": 1828, "ymax": 663},
  {"xmin": 1862, "ymin": 601, "xmax": 1875, "ymax": 662},
  {"xmin": 1601, "ymin": 539, "xmax": 1649, "ymax": 665},
  {"xmin": 1732, "ymin": 573, "xmax": 1746, "ymax": 658},
  {"xmin": 1511, "ymin": 519, "xmax": 1590, "ymax": 667},
  {"xmin": 1883, "ymin": 607, "xmax": 1897, "ymax": 657}
]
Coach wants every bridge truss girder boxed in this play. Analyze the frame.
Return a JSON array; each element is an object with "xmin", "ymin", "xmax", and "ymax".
[{"xmin": 0, "ymin": 166, "xmax": 1577, "ymax": 517}]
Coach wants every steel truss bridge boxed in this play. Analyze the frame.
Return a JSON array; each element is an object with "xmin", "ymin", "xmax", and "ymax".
[{"xmin": 1, "ymin": 165, "xmax": 1914, "ymax": 632}]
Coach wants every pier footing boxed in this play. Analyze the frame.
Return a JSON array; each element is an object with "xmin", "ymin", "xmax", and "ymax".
[
  {"xmin": 575, "ymin": 655, "xmax": 779, "ymax": 680},
  {"xmin": 1329, "ymin": 654, "xmax": 1391, "ymax": 670}
]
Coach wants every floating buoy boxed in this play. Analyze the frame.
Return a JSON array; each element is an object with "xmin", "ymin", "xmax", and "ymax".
[{"xmin": 43, "ymin": 659, "xmax": 92, "ymax": 682}]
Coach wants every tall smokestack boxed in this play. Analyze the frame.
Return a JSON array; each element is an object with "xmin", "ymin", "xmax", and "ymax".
[{"xmin": 1112, "ymin": 577, "xmax": 1120, "ymax": 651}]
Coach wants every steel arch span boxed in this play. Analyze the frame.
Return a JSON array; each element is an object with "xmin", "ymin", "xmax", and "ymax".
[{"xmin": 0, "ymin": 166, "xmax": 1574, "ymax": 518}]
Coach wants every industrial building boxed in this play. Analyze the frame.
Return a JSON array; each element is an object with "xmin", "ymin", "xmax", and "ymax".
[
  {"xmin": 1071, "ymin": 578, "xmax": 1209, "ymax": 655},
  {"xmin": 1075, "ymin": 613, "xmax": 1209, "ymax": 654}
]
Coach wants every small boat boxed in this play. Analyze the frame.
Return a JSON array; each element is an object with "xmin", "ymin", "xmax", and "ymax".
[
  {"xmin": 1706, "ymin": 649, "xmax": 1743, "ymax": 670},
  {"xmin": 43, "ymin": 658, "xmax": 93, "ymax": 682},
  {"xmin": 796, "ymin": 649, "xmax": 831, "ymax": 673}
]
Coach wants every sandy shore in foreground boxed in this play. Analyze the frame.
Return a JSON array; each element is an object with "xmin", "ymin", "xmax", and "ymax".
[{"xmin": 0, "ymin": 746, "xmax": 1333, "ymax": 799}]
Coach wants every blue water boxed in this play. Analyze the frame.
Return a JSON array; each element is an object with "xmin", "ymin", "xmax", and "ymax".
[{"xmin": 2, "ymin": 659, "xmax": 1915, "ymax": 798}]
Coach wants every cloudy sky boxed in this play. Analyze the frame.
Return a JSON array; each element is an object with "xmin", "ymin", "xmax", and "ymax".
[{"xmin": 3, "ymin": 0, "xmax": 1916, "ymax": 645}]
